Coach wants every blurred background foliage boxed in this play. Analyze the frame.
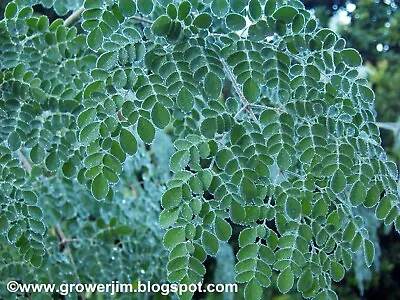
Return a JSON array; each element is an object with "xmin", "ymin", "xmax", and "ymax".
[{"xmin": 1, "ymin": 0, "xmax": 400, "ymax": 299}]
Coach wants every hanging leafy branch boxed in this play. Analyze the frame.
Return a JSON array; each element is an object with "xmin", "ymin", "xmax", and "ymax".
[{"xmin": 1, "ymin": 0, "xmax": 400, "ymax": 299}]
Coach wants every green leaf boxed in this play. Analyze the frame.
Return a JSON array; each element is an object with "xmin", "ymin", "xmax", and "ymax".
[
  {"xmin": 37, "ymin": 16, "xmax": 49, "ymax": 32},
  {"xmin": 340, "ymin": 48, "xmax": 362, "ymax": 67},
  {"xmin": 45, "ymin": 152, "xmax": 60, "ymax": 172},
  {"xmin": 178, "ymin": 1, "xmax": 191, "ymax": 20},
  {"xmin": 62, "ymin": 160, "xmax": 76, "ymax": 178},
  {"xmin": 137, "ymin": 117, "xmax": 155, "ymax": 144},
  {"xmin": 151, "ymin": 103, "xmax": 170, "ymax": 129},
  {"xmin": 162, "ymin": 186, "xmax": 182, "ymax": 209},
  {"xmin": 286, "ymin": 197, "xmax": 301, "ymax": 219},
  {"xmin": 230, "ymin": 0, "xmax": 247, "ymax": 13},
  {"xmin": 77, "ymin": 108, "xmax": 97, "ymax": 128},
  {"xmin": 137, "ymin": 0, "xmax": 153, "ymax": 15},
  {"xmin": 159, "ymin": 208, "xmax": 180, "ymax": 228},
  {"xmin": 0, "ymin": 216, "xmax": 9, "ymax": 233},
  {"xmin": 202, "ymin": 230, "xmax": 219, "ymax": 255},
  {"xmin": 363, "ymin": 239, "xmax": 375, "ymax": 267},
  {"xmin": 330, "ymin": 261, "xmax": 345, "ymax": 282},
  {"xmin": 292, "ymin": 14, "xmax": 305, "ymax": 33},
  {"xmin": 230, "ymin": 200, "xmax": 245, "ymax": 223},
  {"xmin": 265, "ymin": 0, "xmax": 276, "ymax": 16},
  {"xmin": 249, "ymin": 0, "xmax": 262, "ymax": 20},
  {"xmin": 343, "ymin": 221, "xmax": 356, "ymax": 242},
  {"xmin": 277, "ymin": 267, "xmax": 294, "ymax": 294},
  {"xmin": 119, "ymin": 128, "xmax": 137, "ymax": 155},
  {"xmin": 273, "ymin": 6, "xmax": 298, "ymax": 23},
  {"xmin": 152, "ymin": 15, "xmax": 172, "ymax": 36},
  {"xmin": 376, "ymin": 195, "xmax": 392, "ymax": 220},
  {"xmin": 239, "ymin": 228, "xmax": 257, "ymax": 247},
  {"xmin": 177, "ymin": 87, "xmax": 194, "ymax": 113},
  {"xmin": 170, "ymin": 150, "xmax": 190, "ymax": 173},
  {"xmin": 8, "ymin": 131, "xmax": 21, "ymax": 151},
  {"xmin": 349, "ymin": 181, "xmax": 366, "ymax": 206},
  {"xmin": 200, "ymin": 118, "xmax": 217, "ymax": 138},
  {"xmin": 30, "ymin": 144, "xmax": 46, "ymax": 164},
  {"xmin": 23, "ymin": 191, "xmax": 38, "ymax": 205},
  {"xmin": 226, "ymin": 13, "xmax": 246, "ymax": 31},
  {"xmin": 119, "ymin": 0, "xmax": 136, "ymax": 17},
  {"xmin": 211, "ymin": 0, "xmax": 229, "ymax": 17},
  {"xmin": 297, "ymin": 269, "xmax": 313, "ymax": 292},
  {"xmin": 5, "ymin": 2, "xmax": 18, "ymax": 19},
  {"xmin": 193, "ymin": 13, "xmax": 212, "ymax": 29},
  {"xmin": 245, "ymin": 278, "xmax": 262, "ymax": 300},
  {"xmin": 113, "ymin": 70, "xmax": 128, "ymax": 88},
  {"xmin": 240, "ymin": 177, "xmax": 257, "ymax": 202},
  {"xmin": 364, "ymin": 185, "xmax": 380, "ymax": 208},
  {"xmin": 204, "ymin": 72, "xmax": 222, "ymax": 99},
  {"xmin": 80, "ymin": 122, "xmax": 100, "ymax": 144},
  {"xmin": 277, "ymin": 148, "xmax": 291, "ymax": 170},
  {"xmin": 91, "ymin": 173, "xmax": 109, "ymax": 200},
  {"xmin": 243, "ymin": 78, "xmax": 260, "ymax": 103},
  {"xmin": 87, "ymin": 28, "xmax": 103, "ymax": 51},
  {"xmin": 330, "ymin": 169, "xmax": 346, "ymax": 194},
  {"xmin": 215, "ymin": 217, "xmax": 232, "ymax": 241},
  {"xmin": 167, "ymin": 3, "xmax": 177, "ymax": 19},
  {"xmin": 97, "ymin": 51, "xmax": 118, "ymax": 70},
  {"xmin": 163, "ymin": 227, "xmax": 185, "ymax": 250},
  {"xmin": 8, "ymin": 224, "xmax": 22, "ymax": 243}
]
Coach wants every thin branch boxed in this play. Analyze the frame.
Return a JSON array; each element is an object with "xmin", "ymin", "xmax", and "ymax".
[
  {"xmin": 234, "ymin": 105, "xmax": 247, "ymax": 119},
  {"xmin": 210, "ymin": 33, "xmax": 224, "ymax": 37},
  {"xmin": 221, "ymin": 60, "xmax": 258, "ymax": 122},
  {"xmin": 131, "ymin": 15, "xmax": 153, "ymax": 25},
  {"xmin": 64, "ymin": 6, "xmax": 84, "ymax": 27},
  {"xmin": 56, "ymin": 224, "xmax": 86, "ymax": 300},
  {"xmin": 249, "ymin": 103, "xmax": 286, "ymax": 113},
  {"xmin": 377, "ymin": 122, "xmax": 400, "ymax": 132},
  {"xmin": 16, "ymin": 150, "xmax": 32, "ymax": 174}
]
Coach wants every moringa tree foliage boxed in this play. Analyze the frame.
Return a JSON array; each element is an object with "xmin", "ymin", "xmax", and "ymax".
[{"xmin": 1, "ymin": 0, "xmax": 400, "ymax": 299}]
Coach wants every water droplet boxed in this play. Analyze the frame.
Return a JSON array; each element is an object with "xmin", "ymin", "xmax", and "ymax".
[
  {"xmin": 140, "ymin": 269, "xmax": 145, "ymax": 274},
  {"xmin": 346, "ymin": 3, "xmax": 356, "ymax": 13},
  {"xmin": 385, "ymin": 22, "xmax": 391, "ymax": 27},
  {"xmin": 384, "ymin": 44, "xmax": 390, "ymax": 51},
  {"xmin": 333, "ymin": 4, "xmax": 338, "ymax": 10},
  {"xmin": 372, "ymin": 16, "xmax": 377, "ymax": 22},
  {"xmin": 376, "ymin": 43, "xmax": 384, "ymax": 52}
]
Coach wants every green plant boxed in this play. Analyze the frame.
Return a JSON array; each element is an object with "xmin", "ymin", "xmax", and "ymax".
[{"xmin": 1, "ymin": 0, "xmax": 399, "ymax": 299}]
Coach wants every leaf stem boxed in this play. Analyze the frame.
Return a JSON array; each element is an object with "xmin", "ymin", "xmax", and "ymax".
[
  {"xmin": 249, "ymin": 103, "xmax": 285, "ymax": 113},
  {"xmin": 377, "ymin": 122, "xmax": 400, "ymax": 132},
  {"xmin": 131, "ymin": 15, "xmax": 153, "ymax": 24},
  {"xmin": 221, "ymin": 60, "xmax": 258, "ymax": 122},
  {"xmin": 64, "ymin": 6, "xmax": 84, "ymax": 26},
  {"xmin": 56, "ymin": 224, "xmax": 86, "ymax": 300},
  {"xmin": 234, "ymin": 105, "xmax": 247, "ymax": 119},
  {"xmin": 16, "ymin": 150, "xmax": 32, "ymax": 174}
]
